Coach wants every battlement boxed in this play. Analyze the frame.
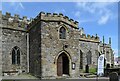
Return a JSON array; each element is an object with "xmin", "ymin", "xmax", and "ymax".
[
  {"xmin": 80, "ymin": 34, "xmax": 100, "ymax": 43},
  {"xmin": 1, "ymin": 11, "xmax": 30, "ymax": 31},
  {"xmin": 100, "ymin": 42, "xmax": 111, "ymax": 48},
  {"xmin": 28, "ymin": 12, "xmax": 79, "ymax": 29}
]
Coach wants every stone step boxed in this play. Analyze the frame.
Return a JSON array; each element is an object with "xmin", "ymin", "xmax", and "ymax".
[{"xmin": 86, "ymin": 75, "xmax": 97, "ymax": 78}]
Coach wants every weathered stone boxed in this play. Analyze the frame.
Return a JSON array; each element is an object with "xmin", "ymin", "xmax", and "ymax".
[
  {"xmin": 2, "ymin": 29, "xmax": 28, "ymax": 73},
  {"xmin": 1, "ymin": 11, "xmax": 114, "ymax": 79}
]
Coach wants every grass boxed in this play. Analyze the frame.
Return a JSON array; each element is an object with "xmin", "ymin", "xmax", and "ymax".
[
  {"xmin": 89, "ymin": 68, "xmax": 97, "ymax": 74},
  {"xmin": 80, "ymin": 67, "xmax": 97, "ymax": 74}
]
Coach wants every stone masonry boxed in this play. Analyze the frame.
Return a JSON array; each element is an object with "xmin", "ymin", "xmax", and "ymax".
[
  {"xmin": 28, "ymin": 12, "xmax": 114, "ymax": 79},
  {"xmin": 0, "ymin": 11, "xmax": 114, "ymax": 79},
  {"xmin": 1, "ymin": 11, "xmax": 29, "ymax": 75}
]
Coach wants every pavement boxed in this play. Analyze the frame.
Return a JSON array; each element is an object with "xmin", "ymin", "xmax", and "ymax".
[
  {"xmin": 2, "ymin": 73, "xmax": 39, "ymax": 80},
  {"xmin": 2, "ymin": 74, "xmax": 110, "ymax": 81},
  {"xmin": 1, "ymin": 78, "xmax": 110, "ymax": 81},
  {"xmin": 1, "ymin": 74, "xmax": 120, "ymax": 81}
]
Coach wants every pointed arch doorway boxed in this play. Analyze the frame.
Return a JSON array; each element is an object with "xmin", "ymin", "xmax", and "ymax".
[{"xmin": 57, "ymin": 52, "xmax": 69, "ymax": 76}]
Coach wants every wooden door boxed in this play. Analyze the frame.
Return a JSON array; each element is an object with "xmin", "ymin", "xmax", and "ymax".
[{"xmin": 57, "ymin": 55, "xmax": 63, "ymax": 76}]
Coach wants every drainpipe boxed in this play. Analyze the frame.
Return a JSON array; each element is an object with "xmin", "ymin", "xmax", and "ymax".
[{"xmin": 27, "ymin": 33, "xmax": 29, "ymax": 73}]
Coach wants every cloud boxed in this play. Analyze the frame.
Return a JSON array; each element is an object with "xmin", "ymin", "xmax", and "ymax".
[
  {"xmin": 74, "ymin": 11, "xmax": 81, "ymax": 17},
  {"xmin": 9, "ymin": 2, "xmax": 25, "ymax": 12},
  {"xmin": 76, "ymin": 2, "xmax": 96, "ymax": 14},
  {"xmin": 93, "ymin": 0, "xmax": 118, "ymax": 2},
  {"xmin": 54, "ymin": 9, "xmax": 66, "ymax": 14},
  {"xmin": 2, "ymin": 0, "xmax": 119, "ymax": 2},
  {"xmin": 19, "ymin": 2, "xmax": 24, "ymax": 9},
  {"xmin": 9, "ymin": 2, "xmax": 16, "ymax": 6},
  {"xmin": 75, "ymin": 2, "xmax": 116, "ymax": 25},
  {"xmin": 77, "ymin": 19, "xmax": 95, "ymax": 24},
  {"xmin": 15, "ymin": 2, "xmax": 25, "ymax": 11},
  {"xmin": 98, "ymin": 13, "xmax": 110, "ymax": 25}
]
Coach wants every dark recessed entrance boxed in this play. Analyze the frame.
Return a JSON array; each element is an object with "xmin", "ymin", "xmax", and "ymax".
[{"xmin": 57, "ymin": 52, "xmax": 69, "ymax": 76}]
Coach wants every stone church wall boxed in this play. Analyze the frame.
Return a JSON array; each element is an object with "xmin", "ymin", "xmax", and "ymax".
[
  {"xmin": 29, "ymin": 22, "xmax": 41, "ymax": 78},
  {"xmin": 40, "ymin": 21, "xmax": 80, "ymax": 78},
  {"xmin": 1, "ymin": 12, "xmax": 29, "ymax": 74},
  {"xmin": 1, "ymin": 11, "xmax": 114, "ymax": 79},
  {"xmin": 79, "ymin": 41, "xmax": 99, "ymax": 69},
  {"xmin": 2, "ymin": 28, "xmax": 28, "ymax": 73}
]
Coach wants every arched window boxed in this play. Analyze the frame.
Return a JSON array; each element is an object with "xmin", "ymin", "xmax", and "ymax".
[
  {"xmin": 80, "ymin": 50, "xmax": 83, "ymax": 69},
  {"xmin": 12, "ymin": 46, "xmax": 20, "ymax": 65},
  {"xmin": 106, "ymin": 51, "xmax": 110, "ymax": 62},
  {"xmin": 59, "ymin": 27, "xmax": 66, "ymax": 39},
  {"xmin": 86, "ymin": 51, "xmax": 92, "ymax": 65}
]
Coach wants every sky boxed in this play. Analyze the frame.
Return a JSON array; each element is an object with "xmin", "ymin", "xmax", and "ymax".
[{"xmin": 1, "ymin": 2, "xmax": 119, "ymax": 57}]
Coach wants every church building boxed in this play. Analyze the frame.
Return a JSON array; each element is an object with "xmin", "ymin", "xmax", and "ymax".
[{"xmin": 0, "ymin": 11, "xmax": 114, "ymax": 79}]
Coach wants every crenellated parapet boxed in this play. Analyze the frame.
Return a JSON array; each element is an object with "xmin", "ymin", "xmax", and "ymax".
[
  {"xmin": 99, "ymin": 42, "xmax": 111, "ymax": 48},
  {"xmin": 1, "ymin": 11, "xmax": 30, "ymax": 31},
  {"xmin": 79, "ymin": 34, "xmax": 100, "ymax": 43},
  {"xmin": 28, "ymin": 12, "xmax": 79, "ymax": 29}
]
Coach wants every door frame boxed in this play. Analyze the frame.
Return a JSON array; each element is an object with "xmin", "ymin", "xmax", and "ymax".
[{"xmin": 55, "ymin": 50, "xmax": 71, "ymax": 76}]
